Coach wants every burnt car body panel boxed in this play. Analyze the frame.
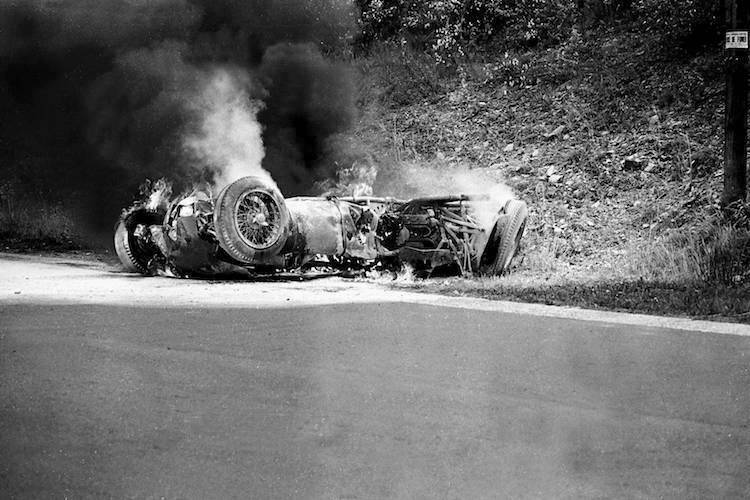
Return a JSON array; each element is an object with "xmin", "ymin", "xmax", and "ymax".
[{"xmin": 114, "ymin": 176, "xmax": 527, "ymax": 278}]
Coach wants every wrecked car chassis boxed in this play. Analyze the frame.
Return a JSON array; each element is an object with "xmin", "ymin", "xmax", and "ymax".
[{"xmin": 115, "ymin": 176, "xmax": 528, "ymax": 278}]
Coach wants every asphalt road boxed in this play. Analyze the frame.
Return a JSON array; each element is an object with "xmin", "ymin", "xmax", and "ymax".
[{"xmin": 1, "ymin": 254, "xmax": 750, "ymax": 498}]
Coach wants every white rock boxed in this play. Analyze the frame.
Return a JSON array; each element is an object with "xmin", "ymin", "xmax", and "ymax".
[{"xmin": 544, "ymin": 125, "xmax": 565, "ymax": 138}]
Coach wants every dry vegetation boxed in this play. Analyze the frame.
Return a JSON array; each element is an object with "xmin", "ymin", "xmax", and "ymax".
[
  {"xmin": 348, "ymin": 28, "xmax": 750, "ymax": 321},
  {"xmin": 0, "ymin": 188, "xmax": 82, "ymax": 251}
]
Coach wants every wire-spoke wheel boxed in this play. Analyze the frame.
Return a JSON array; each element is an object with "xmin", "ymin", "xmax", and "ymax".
[
  {"xmin": 214, "ymin": 176, "xmax": 290, "ymax": 263},
  {"xmin": 234, "ymin": 191, "xmax": 283, "ymax": 249}
]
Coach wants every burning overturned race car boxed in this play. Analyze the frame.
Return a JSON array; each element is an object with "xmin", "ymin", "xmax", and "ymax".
[{"xmin": 114, "ymin": 175, "xmax": 528, "ymax": 279}]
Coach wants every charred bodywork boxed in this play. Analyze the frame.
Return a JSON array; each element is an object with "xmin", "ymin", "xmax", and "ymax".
[{"xmin": 115, "ymin": 176, "xmax": 528, "ymax": 278}]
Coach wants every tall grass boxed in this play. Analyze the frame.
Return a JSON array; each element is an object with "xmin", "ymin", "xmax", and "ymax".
[
  {"xmin": 0, "ymin": 193, "xmax": 81, "ymax": 247},
  {"xmin": 631, "ymin": 223, "xmax": 750, "ymax": 285}
]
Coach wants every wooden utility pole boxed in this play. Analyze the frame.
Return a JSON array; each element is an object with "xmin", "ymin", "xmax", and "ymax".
[{"xmin": 723, "ymin": 0, "xmax": 749, "ymax": 205}]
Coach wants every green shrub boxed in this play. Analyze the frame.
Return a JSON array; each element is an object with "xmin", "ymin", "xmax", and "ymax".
[
  {"xmin": 633, "ymin": 0, "xmax": 722, "ymax": 54},
  {"xmin": 355, "ymin": 0, "xmax": 722, "ymax": 62},
  {"xmin": 356, "ymin": 0, "xmax": 576, "ymax": 61}
]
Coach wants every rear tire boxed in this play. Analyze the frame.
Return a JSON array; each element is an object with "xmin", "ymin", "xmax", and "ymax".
[
  {"xmin": 481, "ymin": 199, "xmax": 528, "ymax": 275},
  {"xmin": 214, "ymin": 176, "xmax": 290, "ymax": 263},
  {"xmin": 114, "ymin": 208, "xmax": 165, "ymax": 274}
]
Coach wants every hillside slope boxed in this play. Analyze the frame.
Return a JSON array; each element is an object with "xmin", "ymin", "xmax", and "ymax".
[{"xmin": 349, "ymin": 27, "xmax": 749, "ymax": 320}]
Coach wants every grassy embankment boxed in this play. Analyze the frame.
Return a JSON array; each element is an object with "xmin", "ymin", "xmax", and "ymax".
[{"xmin": 350, "ymin": 27, "xmax": 750, "ymax": 322}]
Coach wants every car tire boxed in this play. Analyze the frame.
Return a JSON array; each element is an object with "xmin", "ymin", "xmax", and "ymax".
[
  {"xmin": 114, "ymin": 207, "xmax": 165, "ymax": 274},
  {"xmin": 481, "ymin": 199, "xmax": 528, "ymax": 275},
  {"xmin": 214, "ymin": 176, "xmax": 290, "ymax": 263}
]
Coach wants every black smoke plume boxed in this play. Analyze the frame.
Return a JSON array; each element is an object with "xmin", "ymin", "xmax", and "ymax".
[{"xmin": 0, "ymin": 0, "xmax": 358, "ymax": 236}]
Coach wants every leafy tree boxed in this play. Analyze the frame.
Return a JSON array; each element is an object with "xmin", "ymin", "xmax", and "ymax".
[
  {"xmin": 634, "ymin": 0, "xmax": 722, "ymax": 53},
  {"xmin": 356, "ymin": 0, "xmax": 576, "ymax": 61},
  {"xmin": 356, "ymin": 0, "xmax": 722, "ymax": 60}
]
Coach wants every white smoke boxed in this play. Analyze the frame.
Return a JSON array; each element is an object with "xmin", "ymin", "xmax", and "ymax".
[
  {"xmin": 449, "ymin": 169, "xmax": 516, "ymax": 228},
  {"xmin": 370, "ymin": 162, "xmax": 516, "ymax": 227},
  {"xmin": 183, "ymin": 67, "xmax": 271, "ymax": 190}
]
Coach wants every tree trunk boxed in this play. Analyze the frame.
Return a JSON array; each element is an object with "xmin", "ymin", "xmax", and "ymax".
[{"xmin": 723, "ymin": 0, "xmax": 749, "ymax": 205}]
